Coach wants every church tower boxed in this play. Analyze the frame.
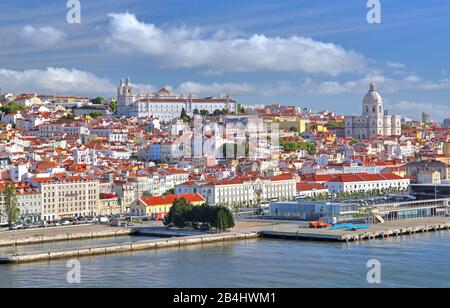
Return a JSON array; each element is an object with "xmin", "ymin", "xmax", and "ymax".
[{"xmin": 117, "ymin": 77, "xmax": 135, "ymax": 116}]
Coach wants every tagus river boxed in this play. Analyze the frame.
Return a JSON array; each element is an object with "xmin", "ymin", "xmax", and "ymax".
[{"xmin": 0, "ymin": 232, "xmax": 449, "ymax": 288}]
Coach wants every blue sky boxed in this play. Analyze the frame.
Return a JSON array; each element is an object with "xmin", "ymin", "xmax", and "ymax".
[{"xmin": 0, "ymin": 0, "xmax": 449, "ymax": 121}]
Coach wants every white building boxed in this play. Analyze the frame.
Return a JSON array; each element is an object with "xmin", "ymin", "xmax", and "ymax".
[
  {"xmin": 117, "ymin": 78, "xmax": 238, "ymax": 121},
  {"xmin": 17, "ymin": 188, "xmax": 42, "ymax": 223},
  {"xmin": 345, "ymin": 83, "xmax": 401, "ymax": 139},
  {"xmin": 175, "ymin": 174, "xmax": 297, "ymax": 206},
  {"xmin": 324, "ymin": 173, "xmax": 410, "ymax": 194},
  {"xmin": 29, "ymin": 176, "xmax": 99, "ymax": 221}
]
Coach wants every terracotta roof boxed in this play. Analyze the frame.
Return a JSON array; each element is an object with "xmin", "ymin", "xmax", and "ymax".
[
  {"xmin": 139, "ymin": 193, "xmax": 205, "ymax": 206},
  {"xmin": 328, "ymin": 173, "xmax": 405, "ymax": 183},
  {"xmin": 296, "ymin": 183, "xmax": 327, "ymax": 192}
]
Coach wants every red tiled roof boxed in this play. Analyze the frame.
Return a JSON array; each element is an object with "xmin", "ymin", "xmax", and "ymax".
[
  {"xmin": 139, "ymin": 193, "xmax": 205, "ymax": 206},
  {"xmin": 296, "ymin": 183, "xmax": 326, "ymax": 192},
  {"xmin": 327, "ymin": 173, "xmax": 405, "ymax": 183}
]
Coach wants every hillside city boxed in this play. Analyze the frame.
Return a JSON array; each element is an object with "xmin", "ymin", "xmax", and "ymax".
[{"xmin": 0, "ymin": 78, "xmax": 449, "ymax": 227}]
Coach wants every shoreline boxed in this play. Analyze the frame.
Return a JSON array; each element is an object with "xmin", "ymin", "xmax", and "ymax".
[
  {"xmin": 0, "ymin": 217, "xmax": 449, "ymax": 264},
  {"xmin": 0, "ymin": 228, "xmax": 133, "ymax": 248},
  {"xmin": 0, "ymin": 232, "xmax": 259, "ymax": 264}
]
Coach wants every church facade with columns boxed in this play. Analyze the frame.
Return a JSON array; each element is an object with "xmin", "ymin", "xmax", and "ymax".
[{"xmin": 344, "ymin": 83, "xmax": 401, "ymax": 140}]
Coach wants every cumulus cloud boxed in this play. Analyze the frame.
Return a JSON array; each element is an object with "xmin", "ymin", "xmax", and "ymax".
[
  {"xmin": 0, "ymin": 67, "xmax": 290, "ymax": 98},
  {"xmin": 303, "ymin": 75, "xmax": 450, "ymax": 95},
  {"xmin": 177, "ymin": 81, "xmax": 255, "ymax": 94},
  {"xmin": 175, "ymin": 81, "xmax": 296, "ymax": 97},
  {"xmin": 386, "ymin": 61, "xmax": 406, "ymax": 70},
  {"xmin": 0, "ymin": 67, "xmax": 115, "ymax": 96},
  {"xmin": 21, "ymin": 25, "xmax": 65, "ymax": 47},
  {"xmin": 387, "ymin": 100, "xmax": 450, "ymax": 122},
  {"xmin": 104, "ymin": 12, "xmax": 366, "ymax": 75}
]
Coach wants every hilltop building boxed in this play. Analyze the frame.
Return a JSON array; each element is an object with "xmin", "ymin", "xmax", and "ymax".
[
  {"xmin": 117, "ymin": 78, "xmax": 237, "ymax": 121},
  {"xmin": 345, "ymin": 83, "xmax": 401, "ymax": 139}
]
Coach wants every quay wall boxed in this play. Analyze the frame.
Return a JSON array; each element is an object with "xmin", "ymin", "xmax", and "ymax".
[
  {"xmin": 0, "ymin": 232, "xmax": 259, "ymax": 264},
  {"xmin": 0, "ymin": 229, "xmax": 133, "ymax": 248}
]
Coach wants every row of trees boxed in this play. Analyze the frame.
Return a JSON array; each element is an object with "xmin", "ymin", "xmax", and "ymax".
[
  {"xmin": 280, "ymin": 140, "xmax": 317, "ymax": 155},
  {"xmin": 0, "ymin": 103, "xmax": 29, "ymax": 115},
  {"xmin": 163, "ymin": 198, "xmax": 235, "ymax": 232},
  {"xmin": 304, "ymin": 187, "xmax": 407, "ymax": 202}
]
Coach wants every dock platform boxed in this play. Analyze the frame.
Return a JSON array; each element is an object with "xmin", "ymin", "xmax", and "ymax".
[{"xmin": 258, "ymin": 217, "xmax": 450, "ymax": 242}]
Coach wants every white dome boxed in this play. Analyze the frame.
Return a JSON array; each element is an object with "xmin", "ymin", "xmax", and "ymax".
[{"xmin": 363, "ymin": 82, "xmax": 382, "ymax": 106}]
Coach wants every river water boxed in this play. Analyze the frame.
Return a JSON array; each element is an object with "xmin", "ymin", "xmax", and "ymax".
[{"xmin": 0, "ymin": 231, "xmax": 448, "ymax": 288}]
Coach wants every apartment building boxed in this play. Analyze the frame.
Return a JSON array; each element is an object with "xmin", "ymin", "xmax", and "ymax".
[{"xmin": 29, "ymin": 176, "xmax": 99, "ymax": 221}]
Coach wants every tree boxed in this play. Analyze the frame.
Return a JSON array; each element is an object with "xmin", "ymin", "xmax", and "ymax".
[
  {"xmin": 4, "ymin": 184, "xmax": 19, "ymax": 229},
  {"xmin": 163, "ymin": 188, "xmax": 175, "ymax": 195},
  {"xmin": 180, "ymin": 108, "xmax": 190, "ymax": 123},
  {"xmin": 163, "ymin": 200, "xmax": 234, "ymax": 232},
  {"xmin": 164, "ymin": 197, "xmax": 192, "ymax": 228},
  {"xmin": 193, "ymin": 109, "xmax": 200, "ymax": 115},
  {"xmin": 88, "ymin": 111, "xmax": 103, "ymax": 118},
  {"xmin": 60, "ymin": 113, "xmax": 75, "ymax": 120},
  {"xmin": 200, "ymin": 110, "xmax": 210, "ymax": 116},
  {"xmin": 0, "ymin": 103, "xmax": 28, "ymax": 115},
  {"xmin": 90, "ymin": 96, "xmax": 105, "ymax": 104},
  {"xmin": 211, "ymin": 206, "xmax": 235, "ymax": 232},
  {"xmin": 110, "ymin": 100, "xmax": 118, "ymax": 113}
]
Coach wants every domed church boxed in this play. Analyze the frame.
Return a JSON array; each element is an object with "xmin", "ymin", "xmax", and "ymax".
[{"xmin": 344, "ymin": 82, "xmax": 401, "ymax": 140}]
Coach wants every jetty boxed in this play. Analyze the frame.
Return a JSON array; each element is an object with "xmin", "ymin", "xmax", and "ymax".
[{"xmin": 258, "ymin": 217, "xmax": 450, "ymax": 242}]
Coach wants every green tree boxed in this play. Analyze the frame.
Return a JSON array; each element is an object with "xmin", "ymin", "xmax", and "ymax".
[
  {"xmin": 60, "ymin": 113, "xmax": 75, "ymax": 120},
  {"xmin": 90, "ymin": 96, "xmax": 105, "ymax": 104},
  {"xmin": 4, "ymin": 184, "xmax": 19, "ymax": 229},
  {"xmin": 164, "ymin": 197, "xmax": 192, "ymax": 228},
  {"xmin": 110, "ymin": 99, "xmax": 118, "ymax": 113},
  {"xmin": 0, "ymin": 103, "xmax": 28, "ymax": 115},
  {"xmin": 88, "ymin": 111, "xmax": 103, "ymax": 118},
  {"xmin": 180, "ymin": 108, "xmax": 191, "ymax": 123},
  {"xmin": 163, "ymin": 188, "xmax": 175, "ymax": 195},
  {"xmin": 200, "ymin": 110, "xmax": 210, "ymax": 116}
]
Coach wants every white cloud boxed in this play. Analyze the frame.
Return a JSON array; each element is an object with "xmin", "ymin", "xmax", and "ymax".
[
  {"xmin": 0, "ymin": 67, "xmax": 290, "ymax": 98},
  {"xmin": 303, "ymin": 75, "xmax": 450, "ymax": 95},
  {"xmin": 175, "ymin": 81, "xmax": 295, "ymax": 97},
  {"xmin": 0, "ymin": 67, "xmax": 115, "ymax": 96},
  {"xmin": 387, "ymin": 100, "xmax": 450, "ymax": 122},
  {"xmin": 386, "ymin": 61, "xmax": 406, "ymax": 70},
  {"xmin": 177, "ymin": 81, "xmax": 255, "ymax": 94},
  {"xmin": 21, "ymin": 25, "xmax": 65, "ymax": 47},
  {"xmin": 105, "ymin": 12, "xmax": 367, "ymax": 76}
]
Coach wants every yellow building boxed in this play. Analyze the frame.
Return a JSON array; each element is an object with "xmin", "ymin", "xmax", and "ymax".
[
  {"xmin": 278, "ymin": 118, "xmax": 306, "ymax": 133},
  {"xmin": 130, "ymin": 193, "xmax": 205, "ymax": 220},
  {"xmin": 444, "ymin": 142, "xmax": 450, "ymax": 155}
]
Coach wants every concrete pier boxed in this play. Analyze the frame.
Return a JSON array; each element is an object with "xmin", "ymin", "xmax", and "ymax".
[
  {"xmin": 0, "ymin": 227, "xmax": 133, "ymax": 247},
  {"xmin": 259, "ymin": 217, "xmax": 450, "ymax": 242},
  {"xmin": 0, "ymin": 232, "xmax": 259, "ymax": 264}
]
